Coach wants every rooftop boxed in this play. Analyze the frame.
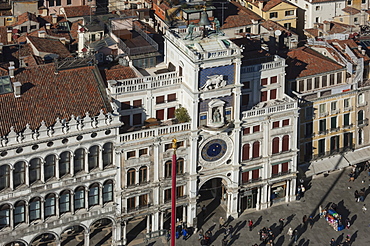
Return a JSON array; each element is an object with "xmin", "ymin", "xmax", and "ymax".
[
  {"xmin": 26, "ymin": 36, "xmax": 72, "ymax": 59},
  {"xmin": 0, "ymin": 64, "xmax": 111, "ymax": 136}
]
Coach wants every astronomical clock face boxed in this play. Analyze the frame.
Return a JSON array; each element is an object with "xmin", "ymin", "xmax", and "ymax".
[
  {"xmin": 199, "ymin": 135, "xmax": 233, "ymax": 166},
  {"xmin": 201, "ymin": 139, "xmax": 227, "ymax": 162}
]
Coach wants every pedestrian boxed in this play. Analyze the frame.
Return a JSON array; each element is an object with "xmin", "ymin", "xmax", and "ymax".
[
  {"xmin": 219, "ymin": 216, "xmax": 225, "ymax": 229},
  {"xmin": 319, "ymin": 205, "xmax": 323, "ymax": 217},
  {"xmin": 345, "ymin": 218, "xmax": 351, "ymax": 229},
  {"xmin": 355, "ymin": 165, "xmax": 360, "ymax": 178},
  {"xmin": 362, "ymin": 204, "xmax": 367, "ymax": 213},
  {"xmin": 302, "ymin": 215, "xmax": 307, "ymax": 225},
  {"xmin": 308, "ymin": 216, "xmax": 313, "ymax": 229},
  {"xmin": 349, "ymin": 171, "xmax": 355, "ymax": 182},
  {"xmin": 267, "ymin": 239, "xmax": 275, "ymax": 245},
  {"xmin": 221, "ymin": 238, "xmax": 228, "ymax": 246},
  {"xmin": 301, "ymin": 184, "xmax": 306, "ymax": 198},
  {"xmin": 354, "ymin": 190, "xmax": 360, "ymax": 202},
  {"xmin": 330, "ymin": 237, "xmax": 336, "ymax": 246},
  {"xmin": 287, "ymin": 227, "xmax": 293, "ymax": 239},
  {"xmin": 248, "ymin": 219, "xmax": 253, "ymax": 231},
  {"xmin": 202, "ymin": 205, "xmax": 207, "ymax": 215},
  {"xmin": 343, "ymin": 234, "xmax": 350, "ymax": 245},
  {"xmin": 226, "ymin": 225, "xmax": 233, "ymax": 239},
  {"xmin": 167, "ymin": 229, "xmax": 171, "ymax": 241},
  {"xmin": 198, "ymin": 228, "xmax": 204, "ymax": 241},
  {"xmin": 279, "ymin": 218, "xmax": 284, "ymax": 232},
  {"xmin": 297, "ymin": 185, "xmax": 302, "ymax": 200},
  {"xmin": 368, "ymin": 166, "xmax": 370, "ymax": 177},
  {"xmin": 293, "ymin": 229, "xmax": 298, "ymax": 244},
  {"xmin": 182, "ymin": 227, "xmax": 188, "ymax": 240}
]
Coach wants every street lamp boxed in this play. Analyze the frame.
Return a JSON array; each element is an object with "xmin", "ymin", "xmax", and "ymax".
[{"xmin": 171, "ymin": 138, "xmax": 178, "ymax": 246}]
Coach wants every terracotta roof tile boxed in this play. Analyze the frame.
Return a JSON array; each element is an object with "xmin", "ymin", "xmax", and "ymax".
[
  {"xmin": 342, "ymin": 6, "xmax": 360, "ymax": 15},
  {"xmin": 286, "ymin": 46, "xmax": 344, "ymax": 80},
  {"xmin": 13, "ymin": 12, "xmax": 38, "ymax": 26},
  {"xmin": 63, "ymin": 5, "xmax": 91, "ymax": 18},
  {"xmin": 26, "ymin": 36, "xmax": 71, "ymax": 58},
  {"xmin": 222, "ymin": 14, "xmax": 253, "ymax": 29},
  {"xmin": 103, "ymin": 64, "xmax": 137, "ymax": 80},
  {"xmin": 262, "ymin": 0, "xmax": 283, "ymax": 11},
  {"xmin": 230, "ymin": 1, "xmax": 263, "ymax": 21},
  {"xmin": 0, "ymin": 64, "xmax": 112, "ymax": 136}
]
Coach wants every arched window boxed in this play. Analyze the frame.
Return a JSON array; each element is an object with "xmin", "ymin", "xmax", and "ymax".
[
  {"xmin": 59, "ymin": 190, "xmax": 71, "ymax": 214},
  {"xmin": 88, "ymin": 183, "xmax": 99, "ymax": 207},
  {"xmin": 127, "ymin": 168, "xmax": 135, "ymax": 186},
  {"xmin": 103, "ymin": 180, "xmax": 113, "ymax": 204},
  {"xmin": 242, "ymin": 144, "xmax": 250, "ymax": 161},
  {"xmin": 164, "ymin": 161, "xmax": 172, "ymax": 178},
  {"xmin": 14, "ymin": 201, "xmax": 25, "ymax": 226},
  {"xmin": 29, "ymin": 197, "xmax": 41, "ymax": 222},
  {"xmin": 0, "ymin": 165, "xmax": 10, "ymax": 191},
  {"xmin": 139, "ymin": 166, "xmax": 147, "ymax": 184},
  {"xmin": 74, "ymin": 187, "xmax": 85, "ymax": 211},
  {"xmin": 44, "ymin": 194, "xmax": 56, "ymax": 218},
  {"xmin": 282, "ymin": 135, "xmax": 290, "ymax": 152},
  {"xmin": 88, "ymin": 146, "xmax": 99, "ymax": 171},
  {"xmin": 358, "ymin": 110, "xmax": 364, "ymax": 124},
  {"xmin": 29, "ymin": 158, "xmax": 41, "ymax": 184},
  {"xmin": 44, "ymin": 155, "xmax": 56, "ymax": 181},
  {"xmin": 59, "ymin": 152, "xmax": 70, "ymax": 178},
  {"xmin": 176, "ymin": 158, "xmax": 184, "ymax": 175},
  {"xmin": 0, "ymin": 204, "xmax": 10, "ymax": 229},
  {"xmin": 252, "ymin": 141, "xmax": 260, "ymax": 158},
  {"xmin": 358, "ymin": 93, "xmax": 364, "ymax": 105},
  {"xmin": 272, "ymin": 137, "xmax": 279, "ymax": 154},
  {"xmin": 102, "ymin": 142, "xmax": 113, "ymax": 168},
  {"xmin": 14, "ymin": 161, "xmax": 25, "ymax": 188},
  {"xmin": 74, "ymin": 149, "xmax": 85, "ymax": 174}
]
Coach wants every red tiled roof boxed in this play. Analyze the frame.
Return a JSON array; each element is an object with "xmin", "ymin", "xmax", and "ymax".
[
  {"xmin": 262, "ymin": 0, "xmax": 282, "ymax": 11},
  {"xmin": 222, "ymin": 14, "xmax": 253, "ymax": 29},
  {"xmin": 13, "ymin": 12, "xmax": 38, "ymax": 26},
  {"xmin": 261, "ymin": 20, "xmax": 298, "ymax": 36},
  {"xmin": 0, "ymin": 64, "xmax": 112, "ymax": 136},
  {"xmin": 286, "ymin": 46, "xmax": 344, "ymax": 80},
  {"xmin": 327, "ymin": 39, "xmax": 370, "ymax": 62},
  {"xmin": 103, "ymin": 64, "xmax": 137, "ymax": 80},
  {"xmin": 63, "ymin": 5, "xmax": 91, "ymax": 18},
  {"xmin": 26, "ymin": 36, "xmax": 71, "ymax": 58},
  {"xmin": 342, "ymin": 6, "xmax": 360, "ymax": 15},
  {"xmin": 230, "ymin": 1, "xmax": 263, "ymax": 21}
]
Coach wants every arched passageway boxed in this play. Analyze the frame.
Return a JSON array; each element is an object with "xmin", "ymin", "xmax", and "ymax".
[
  {"xmin": 30, "ymin": 233, "xmax": 57, "ymax": 246},
  {"xmin": 61, "ymin": 225, "xmax": 85, "ymax": 246},
  {"xmin": 89, "ymin": 218, "xmax": 112, "ymax": 246},
  {"xmin": 5, "ymin": 242, "xmax": 26, "ymax": 246}
]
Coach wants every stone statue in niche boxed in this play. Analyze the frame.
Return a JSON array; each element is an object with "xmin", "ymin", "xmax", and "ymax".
[
  {"xmin": 213, "ymin": 108, "xmax": 222, "ymax": 123},
  {"xmin": 201, "ymin": 74, "xmax": 227, "ymax": 91}
]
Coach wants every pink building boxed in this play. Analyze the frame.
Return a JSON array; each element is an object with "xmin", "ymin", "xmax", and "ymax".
[{"xmin": 43, "ymin": 0, "xmax": 96, "ymax": 16}]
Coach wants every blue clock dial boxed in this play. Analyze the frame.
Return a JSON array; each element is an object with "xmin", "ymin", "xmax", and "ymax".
[{"xmin": 201, "ymin": 139, "xmax": 227, "ymax": 162}]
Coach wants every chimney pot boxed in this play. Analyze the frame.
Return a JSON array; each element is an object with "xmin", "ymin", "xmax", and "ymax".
[
  {"xmin": 8, "ymin": 61, "xmax": 15, "ymax": 78},
  {"xmin": 38, "ymin": 30, "xmax": 46, "ymax": 38},
  {"xmin": 362, "ymin": 49, "xmax": 366, "ymax": 55},
  {"xmin": 46, "ymin": 23, "xmax": 51, "ymax": 29},
  {"xmin": 13, "ymin": 82, "xmax": 21, "ymax": 97},
  {"xmin": 6, "ymin": 30, "xmax": 11, "ymax": 43}
]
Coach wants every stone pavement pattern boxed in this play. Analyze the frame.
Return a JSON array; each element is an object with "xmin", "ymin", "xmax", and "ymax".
[{"xmin": 135, "ymin": 167, "xmax": 370, "ymax": 246}]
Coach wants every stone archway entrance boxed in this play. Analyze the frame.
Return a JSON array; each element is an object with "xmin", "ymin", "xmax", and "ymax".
[
  {"xmin": 89, "ymin": 218, "xmax": 113, "ymax": 246},
  {"xmin": 30, "ymin": 233, "xmax": 57, "ymax": 246},
  {"xmin": 197, "ymin": 178, "xmax": 228, "ymax": 228},
  {"xmin": 5, "ymin": 242, "xmax": 26, "ymax": 246},
  {"xmin": 61, "ymin": 225, "xmax": 85, "ymax": 246}
]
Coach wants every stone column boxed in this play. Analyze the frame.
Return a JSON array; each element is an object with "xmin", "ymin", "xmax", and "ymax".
[
  {"xmin": 85, "ymin": 188, "xmax": 89, "ymax": 211},
  {"xmin": 55, "ymin": 194, "xmax": 60, "ymax": 218},
  {"xmin": 25, "ymin": 163, "xmax": 30, "ymax": 186},
  {"xmin": 55, "ymin": 157, "xmax": 60, "ymax": 179},
  {"xmin": 10, "ymin": 206, "xmax": 14, "ymax": 229},
  {"xmin": 160, "ymin": 212, "xmax": 164, "ymax": 230},
  {"xmin": 285, "ymin": 180, "xmax": 290, "ymax": 203},
  {"xmin": 71, "ymin": 153, "xmax": 75, "ymax": 177},
  {"xmin": 41, "ymin": 161, "xmax": 45, "ymax": 183},
  {"xmin": 256, "ymin": 187, "xmax": 261, "ymax": 210},
  {"xmin": 146, "ymin": 214, "xmax": 151, "ymax": 233},
  {"xmin": 122, "ymin": 220, "xmax": 127, "ymax": 246},
  {"xmin": 71, "ymin": 192, "xmax": 75, "ymax": 214},
  {"xmin": 84, "ymin": 150, "xmax": 89, "ymax": 173},
  {"xmin": 151, "ymin": 212, "xmax": 159, "ymax": 232},
  {"xmin": 40, "ymin": 198, "xmax": 45, "ymax": 222},
  {"xmin": 9, "ymin": 167, "xmax": 13, "ymax": 190},
  {"xmin": 99, "ymin": 146, "xmax": 103, "ymax": 170},
  {"xmin": 84, "ymin": 230, "xmax": 90, "ymax": 246},
  {"xmin": 182, "ymin": 206, "xmax": 187, "ymax": 225}
]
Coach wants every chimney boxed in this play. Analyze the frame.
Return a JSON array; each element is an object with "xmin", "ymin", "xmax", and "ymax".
[
  {"xmin": 362, "ymin": 49, "xmax": 366, "ymax": 56},
  {"xmin": 7, "ymin": 30, "xmax": 12, "ymax": 43},
  {"xmin": 51, "ymin": 14, "xmax": 57, "ymax": 24},
  {"xmin": 8, "ymin": 61, "xmax": 15, "ymax": 78},
  {"xmin": 46, "ymin": 23, "xmax": 51, "ymax": 29},
  {"xmin": 323, "ymin": 21, "xmax": 330, "ymax": 32},
  {"xmin": 13, "ymin": 82, "xmax": 21, "ymax": 97},
  {"xmin": 38, "ymin": 30, "xmax": 46, "ymax": 38},
  {"xmin": 358, "ymin": 45, "xmax": 362, "ymax": 51},
  {"xmin": 60, "ymin": 37, "xmax": 66, "ymax": 45}
]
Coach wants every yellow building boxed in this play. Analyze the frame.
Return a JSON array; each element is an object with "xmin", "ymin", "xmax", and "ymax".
[
  {"xmin": 286, "ymin": 46, "xmax": 356, "ymax": 174},
  {"xmin": 239, "ymin": 0, "xmax": 298, "ymax": 30}
]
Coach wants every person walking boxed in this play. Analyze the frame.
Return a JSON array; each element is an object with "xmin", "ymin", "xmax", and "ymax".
[
  {"xmin": 219, "ymin": 216, "xmax": 225, "ymax": 229},
  {"xmin": 198, "ymin": 228, "xmax": 204, "ymax": 241},
  {"xmin": 300, "ymin": 185, "xmax": 306, "ymax": 198},
  {"xmin": 287, "ymin": 227, "xmax": 293, "ymax": 239},
  {"xmin": 297, "ymin": 185, "xmax": 302, "ymax": 200},
  {"xmin": 182, "ymin": 227, "xmax": 188, "ymax": 240},
  {"xmin": 248, "ymin": 219, "xmax": 253, "ymax": 231},
  {"xmin": 302, "ymin": 215, "xmax": 308, "ymax": 225},
  {"xmin": 293, "ymin": 229, "xmax": 298, "ymax": 244},
  {"xmin": 319, "ymin": 205, "xmax": 323, "ymax": 218},
  {"xmin": 279, "ymin": 218, "xmax": 284, "ymax": 232},
  {"xmin": 362, "ymin": 204, "xmax": 367, "ymax": 213},
  {"xmin": 345, "ymin": 218, "xmax": 351, "ymax": 229},
  {"xmin": 329, "ymin": 237, "xmax": 336, "ymax": 246},
  {"xmin": 308, "ymin": 216, "xmax": 314, "ymax": 229}
]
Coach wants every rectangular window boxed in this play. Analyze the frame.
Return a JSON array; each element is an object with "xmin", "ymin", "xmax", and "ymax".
[
  {"xmin": 344, "ymin": 113, "xmax": 350, "ymax": 126},
  {"xmin": 330, "ymin": 136, "xmax": 339, "ymax": 152},
  {"xmin": 319, "ymin": 104, "xmax": 326, "ymax": 115},
  {"xmin": 273, "ymin": 121, "xmax": 279, "ymax": 128},
  {"xmin": 331, "ymin": 101, "xmax": 337, "ymax": 112},
  {"xmin": 56, "ymin": 0, "xmax": 61, "ymax": 5},
  {"xmin": 164, "ymin": 189, "xmax": 171, "ymax": 201},
  {"xmin": 322, "ymin": 75, "xmax": 327, "ymax": 87},
  {"xmin": 49, "ymin": 0, "xmax": 54, "ymax": 7},
  {"xmin": 271, "ymin": 76, "xmax": 278, "ymax": 84},
  {"xmin": 139, "ymin": 148, "xmax": 147, "ymax": 156},
  {"xmin": 330, "ymin": 74, "xmax": 335, "ymax": 85},
  {"xmin": 243, "ymin": 81, "xmax": 250, "ymax": 89},
  {"xmin": 167, "ymin": 93, "xmax": 176, "ymax": 102},
  {"xmin": 252, "ymin": 169, "xmax": 259, "ymax": 180},
  {"xmin": 282, "ymin": 119, "xmax": 290, "ymax": 126},
  {"xmin": 133, "ymin": 113, "xmax": 142, "ymax": 125},
  {"xmin": 127, "ymin": 151, "xmax": 135, "ymax": 159},
  {"xmin": 304, "ymin": 142, "xmax": 312, "ymax": 161},
  {"xmin": 284, "ymin": 23, "xmax": 291, "ymax": 29},
  {"xmin": 21, "ymin": 26, "xmax": 27, "ymax": 33},
  {"xmin": 285, "ymin": 10, "xmax": 294, "ymax": 16},
  {"xmin": 120, "ymin": 115, "xmax": 130, "ymax": 126},
  {"xmin": 243, "ymin": 127, "xmax": 250, "ymax": 135},
  {"xmin": 314, "ymin": 77, "xmax": 320, "ymax": 89},
  {"xmin": 270, "ymin": 89, "xmax": 277, "ymax": 99},
  {"xmin": 305, "ymin": 107, "xmax": 313, "ymax": 120},
  {"xmin": 299, "ymin": 80, "xmax": 304, "ymax": 92},
  {"xmin": 261, "ymin": 78, "xmax": 268, "ymax": 85},
  {"xmin": 177, "ymin": 186, "xmax": 184, "ymax": 197},
  {"xmin": 282, "ymin": 162, "xmax": 289, "ymax": 173},
  {"xmin": 305, "ymin": 122, "xmax": 313, "ymax": 137},
  {"xmin": 156, "ymin": 109, "xmax": 164, "ymax": 120},
  {"xmin": 261, "ymin": 91, "xmax": 267, "ymax": 102},
  {"xmin": 127, "ymin": 197, "xmax": 135, "ymax": 210},
  {"xmin": 133, "ymin": 99, "xmax": 142, "ymax": 108},
  {"xmin": 242, "ymin": 171, "xmax": 249, "ymax": 183},
  {"xmin": 167, "ymin": 107, "xmax": 175, "ymax": 119},
  {"xmin": 331, "ymin": 116, "xmax": 337, "ymax": 129},
  {"xmin": 272, "ymin": 165, "xmax": 279, "ymax": 176},
  {"xmin": 337, "ymin": 72, "xmax": 342, "ymax": 83},
  {"xmin": 253, "ymin": 125, "xmax": 260, "ymax": 133},
  {"xmin": 165, "ymin": 143, "xmax": 172, "ymax": 151},
  {"xmin": 307, "ymin": 78, "xmax": 312, "ymax": 90},
  {"xmin": 121, "ymin": 101, "xmax": 130, "ymax": 110},
  {"xmin": 318, "ymin": 139, "xmax": 325, "ymax": 156},
  {"xmin": 344, "ymin": 98, "xmax": 350, "ymax": 109},
  {"xmin": 270, "ymin": 12, "xmax": 278, "ymax": 18},
  {"xmin": 156, "ymin": 96, "xmax": 165, "ymax": 104},
  {"xmin": 319, "ymin": 119, "xmax": 326, "ymax": 133},
  {"xmin": 242, "ymin": 94, "xmax": 249, "ymax": 106},
  {"xmin": 67, "ymin": 0, "xmax": 71, "ymax": 4},
  {"xmin": 139, "ymin": 194, "xmax": 148, "ymax": 207},
  {"xmin": 316, "ymin": 6, "xmax": 320, "ymax": 10}
]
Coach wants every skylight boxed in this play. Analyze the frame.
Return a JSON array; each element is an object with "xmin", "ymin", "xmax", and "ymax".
[{"xmin": 0, "ymin": 76, "xmax": 12, "ymax": 95}]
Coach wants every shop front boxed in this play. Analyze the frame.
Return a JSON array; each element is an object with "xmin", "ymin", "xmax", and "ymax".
[
  {"xmin": 270, "ymin": 181, "xmax": 287, "ymax": 204},
  {"xmin": 240, "ymin": 188, "xmax": 258, "ymax": 212}
]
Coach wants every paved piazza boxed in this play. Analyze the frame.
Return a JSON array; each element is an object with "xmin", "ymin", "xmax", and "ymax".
[{"xmin": 136, "ymin": 166, "xmax": 370, "ymax": 246}]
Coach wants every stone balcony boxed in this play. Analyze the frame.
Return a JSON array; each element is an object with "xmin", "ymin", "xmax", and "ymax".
[{"xmin": 242, "ymin": 98, "xmax": 297, "ymax": 119}]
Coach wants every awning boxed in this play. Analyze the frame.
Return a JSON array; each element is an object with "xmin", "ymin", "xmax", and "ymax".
[
  {"xmin": 309, "ymin": 155, "xmax": 350, "ymax": 175},
  {"xmin": 345, "ymin": 147, "xmax": 370, "ymax": 165}
]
